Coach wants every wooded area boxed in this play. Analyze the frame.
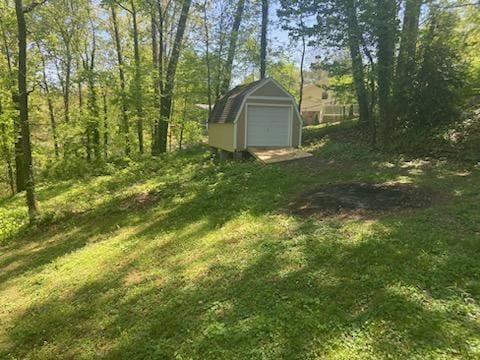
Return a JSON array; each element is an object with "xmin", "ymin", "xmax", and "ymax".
[
  {"xmin": 1, "ymin": 1, "xmax": 480, "ymax": 358},
  {"xmin": 1, "ymin": 0, "xmax": 480, "ymax": 223}
]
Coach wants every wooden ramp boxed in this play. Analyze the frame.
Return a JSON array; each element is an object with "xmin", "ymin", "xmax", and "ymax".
[{"xmin": 248, "ymin": 147, "xmax": 313, "ymax": 164}]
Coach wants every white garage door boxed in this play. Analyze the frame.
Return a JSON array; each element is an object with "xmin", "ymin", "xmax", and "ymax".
[{"xmin": 246, "ymin": 105, "xmax": 291, "ymax": 147}]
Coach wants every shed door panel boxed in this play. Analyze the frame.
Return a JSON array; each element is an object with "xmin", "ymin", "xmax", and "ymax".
[{"xmin": 247, "ymin": 105, "xmax": 291, "ymax": 147}]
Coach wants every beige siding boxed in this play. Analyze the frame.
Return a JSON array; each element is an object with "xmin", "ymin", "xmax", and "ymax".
[
  {"xmin": 236, "ymin": 108, "xmax": 246, "ymax": 150},
  {"xmin": 251, "ymin": 81, "xmax": 290, "ymax": 98},
  {"xmin": 236, "ymin": 98, "xmax": 302, "ymax": 150},
  {"xmin": 208, "ymin": 123, "xmax": 235, "ymax": 152},
  {"xmin": 301, "ymin": 83, "xmax": 337, "ymax": 113}
]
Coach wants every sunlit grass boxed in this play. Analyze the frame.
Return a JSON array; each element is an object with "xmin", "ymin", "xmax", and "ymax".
[{"xmin": 1, "ymin": 125, "xmax": 479, "ymax": 359}]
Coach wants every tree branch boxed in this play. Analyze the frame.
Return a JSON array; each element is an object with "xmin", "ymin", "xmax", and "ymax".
[
  {"xmin": 23, "ymin": 0, "xmax": 47, "ymax": 13},
  {"xmin": 115, "ymin": 1, "xmax": 133, "ymax": 14}
]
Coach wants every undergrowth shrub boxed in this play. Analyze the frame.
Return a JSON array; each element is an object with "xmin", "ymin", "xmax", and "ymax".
[
  {"xmin": 0, "ymin": 205, "xmax": 27, "ymax": 245},
  {"xmin": 41, "ymin": 156, "xmax": 128, "ymax": 181}
]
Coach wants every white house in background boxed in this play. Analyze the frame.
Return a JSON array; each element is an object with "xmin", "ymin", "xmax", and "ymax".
[{"xmin": 300, "ymin": 74, "xmax": 358, "ymax": 125}]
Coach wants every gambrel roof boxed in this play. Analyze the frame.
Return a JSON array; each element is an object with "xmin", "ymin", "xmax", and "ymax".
[{"xmin": 208, "ymin": 79, "xmax": 266, "ymax": 123}]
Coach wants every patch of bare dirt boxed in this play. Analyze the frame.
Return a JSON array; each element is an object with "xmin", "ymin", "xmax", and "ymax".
[
  {"xmin": 120, "ymin": 190, "xmax": 161, "ymax": 210},
  {"xmin": 286, "ymin": 182, "xmax": 439, "ymax": 218}
]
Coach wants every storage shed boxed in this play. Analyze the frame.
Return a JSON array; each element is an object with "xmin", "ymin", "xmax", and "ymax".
[{"xmin": 208, "ymin": 78, "xmax": 303, "ymax": 154}]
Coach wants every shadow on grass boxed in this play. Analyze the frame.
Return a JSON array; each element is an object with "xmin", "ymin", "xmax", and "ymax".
[
  {"xmin": 3, "ymin": 195, "xmax": 479, "ymax": 358},
  {"xmin": 0, "ymin": 151, "xmax": 297, "ymax": 288},
  {"xmin": 1, "ymin": 138, "xmax": 479, "ymax": 358}
]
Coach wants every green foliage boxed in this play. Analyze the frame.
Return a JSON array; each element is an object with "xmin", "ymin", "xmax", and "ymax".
[
  {"xmin": 269, "ymin": 60, "xmax": 300, "ymax": 98},
  {"xmin": 0, "ymin": 202, "xmax": 27, "ymax": 243},
  {"xmin": 411, "ymin": 9, "xmax": 467, "ymax": 132},
  {"xmin": 459, "ymin": 5, "xmax": 480, "ymax": 97},
  {"xmin": 314, "ymin": 56, "xmax": 358, "ymax": 104},
  {"xmin": 42, "ymin": 157, "xmax": 120, "ymax": 180}
]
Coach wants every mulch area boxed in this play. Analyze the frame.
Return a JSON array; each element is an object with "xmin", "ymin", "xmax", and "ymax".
[{"xmin": 286, "ymin": 182, "xmax": 439, "ymax": 218}]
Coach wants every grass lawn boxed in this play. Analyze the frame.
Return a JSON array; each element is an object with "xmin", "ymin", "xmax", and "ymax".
[{"xmin": 1, "ymin": 122, "xmax": 479, "ymax": 359}]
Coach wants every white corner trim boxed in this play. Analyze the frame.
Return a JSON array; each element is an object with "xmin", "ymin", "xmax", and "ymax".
[
  {"xmin": 233, "ymin": 120, "xmax": 237, "ymax": 150},
  {"xmin": 249, "ymin": 96, "xmax": 291, "ymax": 101},
  {"xmin": 244, "ymin": 104, "xmax": 249, "ymax": 149},
  {"xmin": 298, "ymin": 118, "xmax": 302, "ymax": 147}
]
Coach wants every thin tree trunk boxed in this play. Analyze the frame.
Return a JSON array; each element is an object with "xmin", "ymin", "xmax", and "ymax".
[
  {"xmin": 78, "ymin": 80, "xmax": 83, "ymax": 109},
  {"xmin": 102, "ymin": 88, "xmax": 108, "ymax": 158},
  {"xmin": 152, "ymin": 0, "xmax": 165, "ymax": 155},
  {"xmin": 84, "ymin": 26, "xmax": 100, "ymax": 160},
  {"xmin": 203, "ymin": 0, "xmax": 212, "ymax": 115},
  {"xmin": 37, "ymin": 42, "xmax": 59, "ymax": 157},
  {"xmin": 361, "ymin": 38, "xmax": 376, "ymax": 115},
  {"xmin": 260, "ymin": 0, "xmax": 268, "ymax": 79},
  {"xmin": 214, "ymin": 2, "xmax": 227, "ymax": 101},
  {"xmin": 1, "ymin": 25, "xmax": 25, "ymax": 192},
  {"xmin": 376, "ymin": 0, "xmax": 397, "ymax": 147},
  {"xmin": 13, "ymin": 117, "xmax": 24, "ymax": 192},
  {"xmin": 395, "ymin": 0, "xmax": 422, "ymax": 83},
  {"xmin": 298, "ymin": 23, "xmax": 306, "ymax": 112},
  {"xmin": 47, "ymin": 98, "xmax": 59, "ymax": 158},
  {"xmin": 179, "ymin": 88, "xmax": 187, "ymax": 150},
  {"xmin": 168, "ymin": 96, "xmax": 175, "ymax": 152},
  {"xmin": 14, "ymin": 0, "xmax": 38, "ymax": 222},
  {"xmin": 130, "ymin": 0, "xmax": 144, "ymax": 154},
  {"xmin": 155, "ymin": 0, "xmax": 192, "ymax": 154},
  {"xmin": 178, "ymin": 123, "xmax": 184, "ymax": 150},
  {"xmin": 151, "ymin": 12, "xmax": 160, "ymax": 154},
  {"xmin": 394, "ymin": 0, "xmax": 422, "ymax": 124},
  {"xmin": 111, "ymin": 5, "xmax": 131, "ymax": 156},
  {"xmin": 220, "ymin": 0, "xmax": 245, "ymax": 95},
  {"xmin": 344, "ymin": 0, "xmax": 370, "ymax": 128},
  {"xmin": 77, "ymin": 56, "xmax": 86, "ymax": 159},
  {"xmin": 58, "ymin": 25, "xmax": 73, "ymax": 128},
  {"xmin": 65, "ymin": 53, "xmax": 71, "ymax": 124}
]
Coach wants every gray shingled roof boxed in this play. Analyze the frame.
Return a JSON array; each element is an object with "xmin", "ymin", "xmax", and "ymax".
[{"xmin": 208, "ymin": 79, "xmax": 267, "ymax": 123}]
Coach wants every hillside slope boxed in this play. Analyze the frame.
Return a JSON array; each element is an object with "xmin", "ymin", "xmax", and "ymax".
[{"xmin": 1, "ymin": 123, "xmax": 479, "ymax": 359}]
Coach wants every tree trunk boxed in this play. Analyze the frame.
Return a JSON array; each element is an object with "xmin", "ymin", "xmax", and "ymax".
[
  {"xmin": 361, "ymin": 37, "xmax": 376, "ymax": 120},
  {"xmin": 1, "ymin": 26, "xmax": 25, "ymax": 192},
  {"xmin": 220, "ymin": 0, "xmax": 245, "ymax": 95},
  {"xmin": 130, "ymin": 0, "xmax": 144, "ymax": 154},
  {"xmin": 37, "ymin": 42, "xmax": 59, "ymax": 157},
  {"xmin": 178, "ymin": 123, "xmax": 184, "ymax": 151},
  {"xmin": 203, "ymin": 0, "xmax": 212, "ymax": 115},
  {"xmin": 394, "ymin": 0, "xmax": 422, "ymax": 125},
  {"xmin": 213, "ymin": 3, "xmax": 227, "ymax": 101},
  {"xmin": 65, "ymin": 52, "xmax": 71, "ymax": 124},
  {"xmin": 298, "ymin": 20, "xmax": 306, "ymax": 112},
  {"xmin": 376, "ymin": 0, "xmax": 398, "ymax": 147},
  {"xmin": 111, "ymin": 5, "xmax": 130, "ymax": 156},
  {"xmin": 14, "ymin": 117, "xmax": 25, "ymax": 192},
  {"xmin": 260, "ymin": 0, "xmax": 268, "ymax": 79},
  {"xmin": 102, "ymin": 88, "xmax": 108, "ymax": 158},
  {"xmin": 151, "ymin": 12, "xmax": 160, "ymax": 154},
  {"xmin": 55, "ymin": 39, "xmax": 71, "ymax": 155},
  {"xmin": 84, "ymin": 29, "xmax": 100, "ymax": 160},
  {"xmin": 154, "ymin": 0, "xmax": 192, "ymax": 154},
  {"xmin": 179, "ymin": 88, "xmax": 188, "ymax": 151},
  {"xmin": 152, "ymin": 0, "xmax": 165, "ymax": 155},
  {"xmin": 14, "ymin": 0, "xmax": 38, "ymax": 222},
  {"xmin": 344, "ymin": 0, "xmax": 370, "ymax": 128},
  {"xmin": 77, "ymin": 57, "xmax": 86, "ymax": 159}
]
